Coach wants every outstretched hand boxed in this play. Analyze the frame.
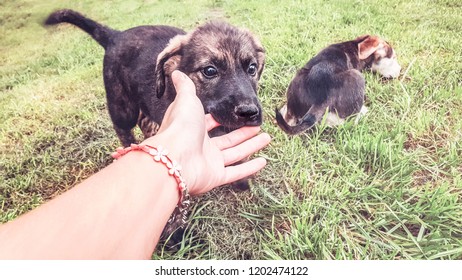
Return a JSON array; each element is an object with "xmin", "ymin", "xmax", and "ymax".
[
  {"xmin": 0, "ymin": 70, "xmax": 270, "ymax": 260},
  {"xmin": 143, "ymin": 70, "xmax": 271, "ymax": 195}
]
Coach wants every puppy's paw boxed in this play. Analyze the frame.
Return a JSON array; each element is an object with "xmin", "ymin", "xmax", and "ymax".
[
  {"xmin": 354, "ymin": 105, "xmax": 368, "ymax": 124},
  {"xmin": 231, "ymin": 178, "xmax": 250, "ymax": 191}
]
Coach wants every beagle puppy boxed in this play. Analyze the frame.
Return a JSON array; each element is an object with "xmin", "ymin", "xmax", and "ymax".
[{"xmin": 276, "ymin": 35, "xmax": 401, "ymax": 134}]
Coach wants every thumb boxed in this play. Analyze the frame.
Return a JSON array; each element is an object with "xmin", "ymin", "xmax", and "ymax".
[
  {"xmin": 171, "ymin": 70, "xmax": 197, "ymax": 101},
  {"xmin": 157, "ymin": 70, "xmax": 204, "ymax": 134}
]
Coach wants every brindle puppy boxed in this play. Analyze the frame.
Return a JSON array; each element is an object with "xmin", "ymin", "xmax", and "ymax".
[{"xmin": 45, "ymin": 9, "xmax": 265, "ymax": 189}]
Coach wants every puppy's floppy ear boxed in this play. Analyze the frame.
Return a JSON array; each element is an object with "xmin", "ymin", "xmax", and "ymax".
[
  {"xmin": 357, "ymin": 35, "xmax": 382, "ymax": 60},
  {"xmin": 250, "ymin": 34, "xmax": 266, "ymax": 79},
  {"xmin": 236, "ymin": 26, "xmax": 266, "ymax": 80},
  {"xmin": 155, "ymin": 34, "xmax": 190, "ymax": 98},
  {"xmin": 244, "ymin": 29, "xmax": 266, "ymax": 79},
  {"xmin": 255, "ymin": 45, "xmax": 266, "ymax": 79}
]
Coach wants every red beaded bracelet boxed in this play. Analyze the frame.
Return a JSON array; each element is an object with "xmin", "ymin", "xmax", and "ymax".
[{"xmin": 111, "ymin": 143, "xmax": 191, "ymax": 233}]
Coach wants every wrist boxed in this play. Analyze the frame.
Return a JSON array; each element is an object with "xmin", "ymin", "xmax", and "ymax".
[
  {"xmin": 112, "ymin": 143, "xmax": 187, "ymax": 200},
  {"xmin": 114, "ymin": 148, "xmax": 180, "ymax": 203},
  {"xmin": 111, "ymin": 142, "xmax": 191, "ymax": 236},
  {"xmin": 141, "ymin": 133, "xmax": 196, "ymax": 190}
]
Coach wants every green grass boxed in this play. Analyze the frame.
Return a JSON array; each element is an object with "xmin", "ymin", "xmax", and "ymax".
[{"xmin": 1, "ymin": 0, "xmax": 461, "ymax": 259}]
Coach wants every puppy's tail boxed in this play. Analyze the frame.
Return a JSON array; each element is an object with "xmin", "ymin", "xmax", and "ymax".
[
  {"xmin": 44, "ymin": 9, "xmax": 117, "ymax": 49},
  {"xmin": 275, "ymin": 107, "xmax": 317, "ymax": 135}
]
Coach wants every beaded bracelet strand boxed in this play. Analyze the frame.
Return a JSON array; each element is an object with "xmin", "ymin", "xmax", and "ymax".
[{"xmin": 111, "ymin": 143, "xmax": 191, "ymax": 234}]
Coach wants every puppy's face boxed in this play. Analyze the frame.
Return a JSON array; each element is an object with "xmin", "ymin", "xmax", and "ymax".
[
  {"xmin": 156, "ymin": 22, "xmax": 265, "ymax": 128},
  {"xmin": 358, "ymin": 35, "xmax": 401, "ymax": 78}
]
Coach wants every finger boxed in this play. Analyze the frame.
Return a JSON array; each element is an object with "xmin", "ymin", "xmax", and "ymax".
[
  {"xmin": 163, "ymin": 70, "xmax": 205, "ymax": 130},
  {"xmin": 212, "ymin": 126, "xmax": 261, "ymax": 150},
  {"xmin": 171, "ymin": 70, "xmax": 197, "ymax": 100},
  {"xmin": 221, "ymin": 157, "xmax": 267, "ymax": 186},
  {"xmin": 205, "ymin": 114, "xmax": 221, "ymax": 131},
  {"xmin": 222, "ymin": 132, "xmax": 271, "ymax": 165}
]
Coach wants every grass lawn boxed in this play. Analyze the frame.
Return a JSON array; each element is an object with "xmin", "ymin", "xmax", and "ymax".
[{"xmin": 1, "ymin": 0, "xmax": 461, "ymax": 259}]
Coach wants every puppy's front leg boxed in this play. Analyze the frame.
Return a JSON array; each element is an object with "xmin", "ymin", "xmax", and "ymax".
[
  {"xmin": 138, "ymin": 112, "xmax": 161, "ymax": 139},
  {"xmin": 231, "ymin": 177, "xmax": 251, "ymax": 190}
]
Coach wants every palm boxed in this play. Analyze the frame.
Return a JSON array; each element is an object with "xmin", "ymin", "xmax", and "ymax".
[{"xmin": 151, "ymin": 71, "xmax": 270, "ymax": 195}]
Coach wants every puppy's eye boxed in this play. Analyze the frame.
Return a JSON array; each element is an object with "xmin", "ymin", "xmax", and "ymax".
[
  {"xmin": 202, "ymin": 66, "xmax": 218, "ymax": 78},
  {"xmin": 247, "ymin": 63, "xmax": 257, "ymax": 76}
]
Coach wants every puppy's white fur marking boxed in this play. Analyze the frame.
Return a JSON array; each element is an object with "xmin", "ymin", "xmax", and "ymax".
[
  {"xmin": 325, "ymin": 105, "xmax": 368, "ymax": 127},
  {"xmin": 359, "ymin": 105, "xmax": 368, "ymax": 116},
  {"xmin": 279, "ymin": 104, "xmax": 297, "ymax": 126},
  {"xmin": 354, "ymin": 105, "xmax": 368, "ymax": 124},
  {"xmin": 372, "ymin": 56, "xmax": 401, "ymax": 78},
  {"xmin": 325, "ymin": 112, "xmax": 345, "ymax": 127}
]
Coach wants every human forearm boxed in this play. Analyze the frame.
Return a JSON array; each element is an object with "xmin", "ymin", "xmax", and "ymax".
[{"xmin": 0, "ymin": 150, "xmax": 178, "ymax": 259}]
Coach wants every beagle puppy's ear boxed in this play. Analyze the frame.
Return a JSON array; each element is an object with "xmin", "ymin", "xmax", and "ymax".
[
  {"xmin": 154, "ymin": 34, "xmax": 190, "ymax": 98},
  {"xmin": 358, "ymin": 35, "xmax": 382, "ymax": 60}
]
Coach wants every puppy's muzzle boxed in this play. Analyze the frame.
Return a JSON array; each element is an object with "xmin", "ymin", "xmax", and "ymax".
[
  {"xmin": 234, "ymin": 104, "xmax": 261, "ymax": 125},
  {"xmin": 235, "ymin": 104, "xmax": 259, "ymax": 119}
]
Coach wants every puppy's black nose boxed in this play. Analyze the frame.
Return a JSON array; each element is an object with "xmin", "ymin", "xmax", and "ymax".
[{"xmin": 234, "ymin": 104, "xmax": 260, "ymax": 120}]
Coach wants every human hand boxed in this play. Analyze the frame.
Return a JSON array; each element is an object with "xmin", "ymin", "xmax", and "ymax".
[{"xmin": 143, "ymin": 70, "xmax": 271, "ymax": 195}]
